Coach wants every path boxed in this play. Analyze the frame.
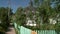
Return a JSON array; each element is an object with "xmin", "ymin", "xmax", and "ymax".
[{"xmin": 5, "ymin": 27, "xmax": 16, "ymax": 34}]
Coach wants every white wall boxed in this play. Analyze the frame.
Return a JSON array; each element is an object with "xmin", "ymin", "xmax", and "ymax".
[{"xmin": 49, "ymin": 18, "xmax": 56, "ymax": 24}]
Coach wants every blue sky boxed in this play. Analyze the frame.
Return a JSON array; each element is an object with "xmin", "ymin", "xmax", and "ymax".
[
  {"xmin": 0, "ymin": 0, "xmax": 56, "ymax": 13},
  {"xmin": 0, "ymin": 0, "xmax": 30, "ymax": 13}
]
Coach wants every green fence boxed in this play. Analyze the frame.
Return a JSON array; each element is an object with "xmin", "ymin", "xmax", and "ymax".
[
  {"xmin": 14, "ymin": 23, "xmax": 31, "ymax": 34},
  {"xmin": 35, "ymin": 30, "xmax": 57, "ymax": 34},
  {"xmin": 20, "ymin": 26, "xmax": 31, "ymax": 34},
  {"xmin": 14, "ymin": 23, "xmax": 60, "ymax": 34}
]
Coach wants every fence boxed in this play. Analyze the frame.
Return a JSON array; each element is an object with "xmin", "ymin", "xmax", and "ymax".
[
  {"xmin": 14, "ymin": 23, "xmax": 60, "ymax": 34},
  {"xmin": 14, "ymin": 23, "xmax": 31, "ymax": 34},
  {"xmin": 35, "ymin": 30, "xmax": 57, "ymax": 34}
]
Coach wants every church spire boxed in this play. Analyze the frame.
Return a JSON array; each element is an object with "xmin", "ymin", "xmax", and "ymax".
[{"xmin": 29, "ymin": 0, "xmax": 33, "ymax": 7}]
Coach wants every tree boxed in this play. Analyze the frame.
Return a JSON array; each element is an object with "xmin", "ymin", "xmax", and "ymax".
[
  {"xmin": 34, "ymin": 0, "xmax": 52, "ymax": 24},
  {"xmin": 15, "ymin": 7, "xmax": 26, "ymax": 26},
  {"xmin": 55, "ymin": 4, "xmax": 60, "ymax": 34},
  {"xmin": 0, "ymin": 7, "xmax": 12, "ymax": 32}
]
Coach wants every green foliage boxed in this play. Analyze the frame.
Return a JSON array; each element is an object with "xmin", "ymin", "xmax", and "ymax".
[
  {"xmin": 28, "ymin": 11, "xmax": 33, "ymax": 20},
  {"xmin": 25, "ymin": 24, "xmax": 56, "ymax": 30},
  {"xmin": 15, "ymin": 7, "xmax": 26, "ymax": 26},
  {"xmin": 0, "ymin": 7, "xmax": 13, "ymax": 32},
  {"xmin": 14, "ymin": 0, "xmax": 60, "ymax": 31}
]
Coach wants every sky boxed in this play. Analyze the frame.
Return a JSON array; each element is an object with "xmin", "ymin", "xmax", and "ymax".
[
  {"xmin": 0, "ymin": 0, "xmax": 30, "ymax": 13},
  {"xmin": 0, "ymin": 0, "xmax": 56, "ymax": 13}
]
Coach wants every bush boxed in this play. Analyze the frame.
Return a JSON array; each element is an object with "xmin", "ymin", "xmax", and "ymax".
[
  {"xmin": 55, "ymin": 23, "xmax": 60, "ymax": 32},
  {"xmin": 24, "ymin": 24, "xmax": 56, "ymax": 30},
  {"xmin": 0, "ymin": 31, "xmax": 5, "ymax": 34}
]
